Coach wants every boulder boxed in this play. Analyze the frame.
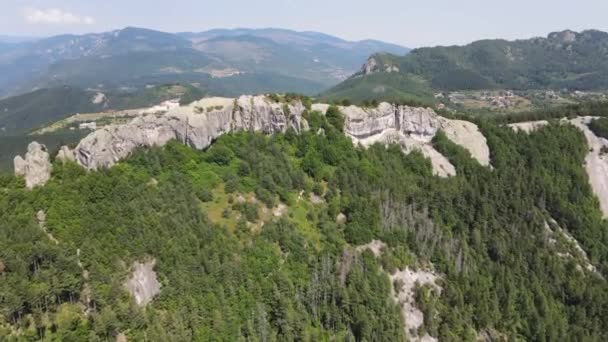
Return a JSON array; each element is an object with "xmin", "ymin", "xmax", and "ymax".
[{"xmin": 14, "ymin": 142, "xmax": 52, "ymax": 189}]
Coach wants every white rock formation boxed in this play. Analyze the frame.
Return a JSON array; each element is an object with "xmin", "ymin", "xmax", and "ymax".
[
  {"xmin": 569, "ymin": 117, "xmax": 608, "ymax": 218},
  {"xmin": 20, "ymin": 97, "xmax": 490, "ymax": 181},
  {"xmin": 125, "ymin": 260, "xmax": 161, "ymax": 306},
  {"xmin": 544, "ymin": 219, "xmax": 599, "ymax": 275},
  {"xmin": 14, "ymin": 142, "xmax": 52, "ymax": 189},
  {"xmin": 390, "ymin": 268, "xmax": 441, "ymax": 342},
  {"xmin": 56, "ymin": 146, "xmax": 76, "ymax": 163},
  {"xmin": 439, "ymin": 118, "xmax": 491, "ymax": 167},
  {"xmin": 356, "ymin": 239, "xmax": 387, "ymax": 257},
  {"xmin": 508, "ymin": 120, "xmax": 549, "ymax": 133},
  {"xmin": 339, "ymin": 103, "xmax": 490, "ymax": 177},
  {"xmin": 73, "ymin": 95, "xmax": 309, "ymax": 170},
  {"xmin": 362, "ymin": 56, "xmax": 379, "ymax": 74}
]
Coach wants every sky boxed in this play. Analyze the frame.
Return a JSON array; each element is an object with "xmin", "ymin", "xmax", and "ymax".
[{"xmin": 2, "ymin": 0, "xmax": 607, "ymax": 47}]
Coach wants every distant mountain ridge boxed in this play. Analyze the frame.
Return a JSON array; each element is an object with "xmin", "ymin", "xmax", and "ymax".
[
  {"xmin": 0, "ymin": 27, "xmax": 409, "ymax": 98},
  {"xmin": 322, "ymin": 29, "xmax": 608, "ymax": 103}
]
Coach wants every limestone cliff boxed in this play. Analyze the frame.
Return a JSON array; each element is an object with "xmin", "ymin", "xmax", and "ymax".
[
  {"xmin": 315, "ymin": 103, "xmax": 490, "ymax": 177},
  {"xmin": 16, "ymin": 96, "xmax": 491, "ymax": 182},
  {"xmin": 73, "ymin": 95, "xmax": 308, "ymax": 170}
]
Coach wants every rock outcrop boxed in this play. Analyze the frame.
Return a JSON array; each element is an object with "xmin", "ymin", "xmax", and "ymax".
[
  {"xmin": 439, "ymin": 118, "xmax": 491, "ymax": 167},
  {"xmin": 72, "ymin": 95, "xmax": 309, "ymax": 170},
  {"xmin": 125, "ymin": 260, "xmax": 161, "ymax": 307},
  {"xmin": 317, "ymin": 103, "xmax": 490, "ymax": 177},
  {"xmin": 362, "ymin": 56, "xmax": 379, "ymax": 74},
  {"xmin": 14, "ymin": 142, "xmax": 52, "ymax": 189},
  {"xmin": 17, "ymin": 96, "xmax": 491, "ymax": 180},
  {"xmin": 56, "ymin": 145, "xmax": 76, "ymax": 163},
  {"xmin": 569, "ymin": 117, "xmax": 608, "ymax": 218}
]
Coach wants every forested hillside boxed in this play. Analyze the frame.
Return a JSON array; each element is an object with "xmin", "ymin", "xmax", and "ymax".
[
  {"xmin": 1, "ymin": 106, "xmax": 607, "ymax": 340},
  {"xmin": 323, "ymin": 29, "xmax": 608, "ymax": 104},
  {"xmin": 0, "ymin": 27, "xmax": 407, "ymax": 98}
]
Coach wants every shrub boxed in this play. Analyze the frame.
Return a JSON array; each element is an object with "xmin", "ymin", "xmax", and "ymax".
[
  {"xmin": 205, "ymin": 145, "xmax": 234, "ymax": 165},
  {"xmin": 255, "ymin": 187, "xmax": 275, "ymax": 208},
  {"xmin": 233, "ymin": 202, "xmax": 259, "ymax": 222},
  {"xmin": 326, "ymin": 106, "xmax": 344, "ymax": 132},
  {"xmin": 197, "ymin": 188, "xmax": 214, "ymax": 202}
]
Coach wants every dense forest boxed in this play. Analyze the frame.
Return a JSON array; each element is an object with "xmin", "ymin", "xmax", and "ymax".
[{"xmin": 1, "ymin": 104, "xmax": 607, "ymax": 341}]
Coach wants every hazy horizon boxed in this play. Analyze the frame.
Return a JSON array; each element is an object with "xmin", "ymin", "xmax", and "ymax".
[{"xmin": 2, "ymin": 0, "xmax": 607, "ymax": 48}]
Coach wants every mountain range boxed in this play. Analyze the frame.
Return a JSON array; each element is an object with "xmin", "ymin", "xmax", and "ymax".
[
  {"xmin": 322, "ymin": 29, "xmax": 608, "ymax": 103},
  {"xmin": 0, "ymin": 27, "xmax": 408, "ymax": 98}
]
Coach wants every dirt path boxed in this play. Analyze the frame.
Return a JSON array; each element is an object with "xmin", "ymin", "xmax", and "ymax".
[{"xmin": 37, "ymin": 210, "xmax": 59, "ymax": 245}]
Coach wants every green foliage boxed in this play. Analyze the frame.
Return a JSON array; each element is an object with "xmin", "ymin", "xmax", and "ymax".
[
  {"xmin": 589, "ymin": 117, "xmax": 608, "ymax": 139},
  {"xmin": 324, "ymin": 30, "xmax": 608, "ymax": 104},
  {"xmin": 205, "ymin": 145, "xmax": 234, "ymax": 165},
  {"xmin": 233, "ymin": 202, "xmax": 259, "ymax": 222},
  {"xmin": 2, "ymin": 103, "xmax": 608, "ymax": 341},
  {"xmin": 325, "ymin": 105, "xmax": 345, "ymax": 132},
  {"xmin": 197, "ymin": 188, "xmax": 214, "ymax": 202}
]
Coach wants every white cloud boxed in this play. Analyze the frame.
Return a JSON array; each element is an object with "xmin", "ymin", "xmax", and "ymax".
[{"xmin": 23, "ymin": 7, "xmax": 96, "ymax": 25}]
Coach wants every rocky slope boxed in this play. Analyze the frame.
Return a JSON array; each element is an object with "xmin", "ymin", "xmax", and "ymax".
[
  {"xmin": 16, "ymin": 96, "xmax": 491, "ymax": 186},
  {"xmin": 314, "ymin": 102, "xmax": 490, "ymax": 177},
  {"xmin": 71, "ymin": 96, "xmax": 308, "ymax": 170}
]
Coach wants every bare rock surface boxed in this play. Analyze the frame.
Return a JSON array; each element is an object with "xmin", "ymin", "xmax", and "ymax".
[
  {"xmin": 569, "ymin": 117, "xmax": 608, "ymax": 218},
  {"xmin": 125, "ymin": 260, "xmax": 161, "ymax": 306},
  {"xmin": 508, "ymin": 120, "xmax": 549, "ymax": 133},
  {"xmin": 341, "ymin": 103, "xmax": 490, "ymax": 177},
  {"xmin": 390, "ymin": 268, "xmax": 441, "ymax": 342},
  {"xmin": 74, "ymin": 95, "xmax": 308, "ymax": 170},
  {"xmin": 56, "ymin": 145, "xmax": 76, "ymax": 163},
  {"xmin": 544, "ymin": 219, "xmax": 600, "ymax": 275},
  {"xmin": 27, "ymin": 97, "xmax": 490, "ymax": 181},
  {"xmin": 439, "ymin": 118, "xmax": 491, "ymax": 166},
  {"xmin": 356, "ymin": 239, "xmax": 387, "ymax": 257},
  {"xmin": 14, "ymin": 142, "xmax": 52, "ymax": 189}
]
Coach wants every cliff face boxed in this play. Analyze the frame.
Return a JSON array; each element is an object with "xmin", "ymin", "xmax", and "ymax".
[
  {"xmin": 15, "ymin": 96, "xmax": 492, "ymax": 185},
  {"xmin": 14, "ymin": 142, "xmax": 52, "ymax": 189},
  {"xmin": 322, "ymin": 103, "xmax": 490, "ymax": 177},
  {"xmin": 73, "ymin": 95, "xmax": 309, "ymax": 170}
]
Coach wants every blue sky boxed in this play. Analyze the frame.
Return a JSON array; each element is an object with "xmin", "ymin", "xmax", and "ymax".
[{"xmin": 2, "ymin": 0, "xmax": 607, "ymax": 47}]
